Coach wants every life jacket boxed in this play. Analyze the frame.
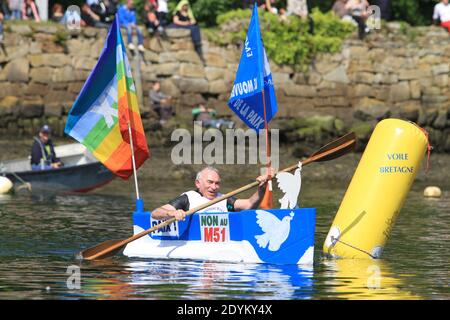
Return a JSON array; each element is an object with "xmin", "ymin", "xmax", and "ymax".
[{"xmin": 183, "ymin": 190, "xmax": 229, "ymax": 213}]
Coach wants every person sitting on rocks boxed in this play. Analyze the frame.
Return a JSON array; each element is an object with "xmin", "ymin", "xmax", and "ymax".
[
  {"xmin": 144, "ymin": 1, "xmax": 164, "ymax": 35},
  {"xmin": 346, "ymin": 0, "xmax": 370, "ymax": 40},
  {"xmin": 51, "ymin": 3, "xmax": 64, "ymax": 23},
  {"xmin": 0, "ymin": 9, "xmax": 4, "ymax": 53},
  {"xmin": 149, "ymin": 81, "xmax": 174, "ymax": 124},
  {"xmin": 80, "ymin": 3, "xmax": 109, "ymax": 28},
  {"xmin": 171, "ymin": 0, "xmax": 203, "ymax": 61},
  {"xmin": 30, "ymin": 125, "xmax": 63, "ymax": 171},
  {"xmin": 118, "ymin": 0, "xmax": 145, "ymax": 53},
  {"xmin": 8, "ymin": 0, "xmax": 22, "ymax": 20},
  {"xmin": 156, "ymin": 0, "xmax": 169, "ymax": 28},
  {"xmin": 287, "ymin": 0, "xmax": 314, "ymax": 34},
  {"xmin": 22, "ymin": 0, "xmax": 40, "ymax": 22},
  {"xmin": 192, "ymin": 104, "xmax": 235, "ymax": 130},
  {"xmin": 433, "ymin": 0, "xmax": 450, "ymax": 32}
]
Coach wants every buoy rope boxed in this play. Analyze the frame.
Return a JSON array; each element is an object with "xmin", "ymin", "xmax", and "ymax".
[
  {"xmin": 418, "ymin": 127, "xmax": 432, "ymax": 174},
  {"xmin": 330, "ymin": 236, "xmax": 376, "ymax": 259},
  {"xmin": 410, "ymin": 123, "xmax": 432, "ymax": 174}
]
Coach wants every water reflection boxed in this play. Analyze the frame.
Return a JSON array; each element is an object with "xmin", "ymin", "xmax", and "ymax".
[
  {"xmin": 320, "ymin": 258, "xmax": 421, "ymax": 299},
  {"xmin": 75, "ymin": 259, "xmax": 315, "ymax": 300}
]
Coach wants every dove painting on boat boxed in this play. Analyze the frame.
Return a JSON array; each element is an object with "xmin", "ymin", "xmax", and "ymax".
[
  {"xmin": 276, "ymin": 162, "xmax": 302, "ymax": 209},
  {"xmin": 123, "ymin": 207, "xmax": 315, "ymax": 265}
]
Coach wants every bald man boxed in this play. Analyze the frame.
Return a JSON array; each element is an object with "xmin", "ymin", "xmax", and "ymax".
[{"xmin": 152, "ymin": 166, "xmax": 274, "ymax": 221}]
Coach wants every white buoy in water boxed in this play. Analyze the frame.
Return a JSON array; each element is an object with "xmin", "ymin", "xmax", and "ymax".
[
  {"xmin": 0, "ymin": 176, "xmax": 13, "ymax": 194},
  {"xmin": 424, "ymin": 186, "xmax": 442, "ymax": 198}
]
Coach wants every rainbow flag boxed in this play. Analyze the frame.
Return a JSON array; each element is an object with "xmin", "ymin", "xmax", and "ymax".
[{"xmin": 65, "ymin": 16, "xmax": 149, "ymax": 179}]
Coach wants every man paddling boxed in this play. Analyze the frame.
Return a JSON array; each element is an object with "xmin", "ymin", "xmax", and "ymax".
[{"xmin": 152, "ymin": 166, "xmax": 275, "ymax": 221}]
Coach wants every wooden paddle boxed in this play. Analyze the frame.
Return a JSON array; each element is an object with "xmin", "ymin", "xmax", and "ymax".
[{"xmin": 79, "ymin": 132, "xmax": 356, "ymax": 261}]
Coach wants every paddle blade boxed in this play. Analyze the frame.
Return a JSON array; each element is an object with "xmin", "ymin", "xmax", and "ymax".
[
  {"xmin": 77, "ymin": 239, "xmax": 125, "ymax": 261},
  {"xmin": 310, "ymin": 132, "xmax": 356, "ymax": 162}
]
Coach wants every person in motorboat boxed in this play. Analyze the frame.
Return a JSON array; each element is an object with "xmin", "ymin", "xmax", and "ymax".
[
  {"xmin": 30, "ymin": 125, "xmax": 63, "ymax": 171},
  {"xmin": 152, "ymin": 166, "xmax": 275, "ymax": 221}
]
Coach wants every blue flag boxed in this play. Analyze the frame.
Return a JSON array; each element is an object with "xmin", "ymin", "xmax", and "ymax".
[{"xmin": 227, "ymin": 5, "xmax": 278, "ymax": 131}]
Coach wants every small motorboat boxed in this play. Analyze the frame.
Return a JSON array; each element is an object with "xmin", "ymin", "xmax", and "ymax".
[
  {"xmin": 123, "ymin": 208, "xmax": 316, "ymax": 265},
  {"xmin": 0, "ymin": 143, "xmax": 114, "ymax": 193}
]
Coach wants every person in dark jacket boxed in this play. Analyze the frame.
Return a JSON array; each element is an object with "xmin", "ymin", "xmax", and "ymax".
[{"xmin": 30, "ymin": 125, "xmax": 62, "ymax": 171}]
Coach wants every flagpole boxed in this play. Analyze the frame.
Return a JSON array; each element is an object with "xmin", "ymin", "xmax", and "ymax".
[{"xmin": 127, "ymin": 122, "xmax": 140, "ymax": 200}]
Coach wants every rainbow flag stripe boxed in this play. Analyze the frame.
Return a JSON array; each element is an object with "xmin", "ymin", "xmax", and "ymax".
[{"xmin": 65, "ymin": 16, "xmax": 149, "ymax": 179}]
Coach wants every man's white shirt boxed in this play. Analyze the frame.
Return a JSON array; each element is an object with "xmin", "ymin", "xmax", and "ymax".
[{"xmin": 433, "ymin": 2, "xmax": 450, "ymax": 22}]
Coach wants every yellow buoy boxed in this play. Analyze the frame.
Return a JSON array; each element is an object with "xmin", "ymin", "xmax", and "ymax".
[
  {"xmin": 0, "ymin": 176, "xmax": 13, "ymax": 194},
  {"xmin": 324, "ymin": 119, "xmax": 428, "ymax": 259},
  {"xmin": 423, "ymin": 186, "xmax": 442, "ymax": 198}
]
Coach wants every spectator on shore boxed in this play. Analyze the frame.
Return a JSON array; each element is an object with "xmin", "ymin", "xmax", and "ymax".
[
  {"xmin": 1, "ymin": 0, "xmax": 10, "ymax": 20},
  {"xmin": 81, "ymin": 3, "xmax": 109, "ymax": 28},
  {"xmin": 8, "ymin": 0, "xmax": 22, "ymax": 20},
  {"xmin": 51, "ymin": 3, "xmax": 64, "ymax": 23},
  {"xmin": 243, "ymin": 0, "xmax": 264, "ymax": 9},
  {"xmin": 332, "ymin": 0, "xmax": 349, "ymax": 18},
  {"xmin": 346, "ymin": 0, "xmax": 370, "ymax": 39},
  {"xmin": 433, "ymin": 0, "xmax": 450, "ymax": 32},
  {"xmin": 172, "ymin": 0, "xmax": 203, "ymax": 60},
  {"xmin": 118, "ymin": 0, "xmax": 145, "ymax": 53},
  {"xmin": 0, "ymin": 10, "xmax": 5, "ymax": 55},
  {"xmin": 88, "ymin": 0, "xmax": 116, "ymax": 23},
  {"xmin": 22, "ymin": 0, "xmax": 40, "ymax": 22},
  {"xmin": 156, "ymin": 0, "xmax": 169, "ymax": 27},
  {"xmin": 262, "ymin": 0, "xmax": 278, "ymax": 14},
  {"xmin": 193, "ymin": 104, "xmax": 235, "ymax": 130},
  {"xmin": 149, "ymin": 81, "xmax": 174, "ymax": 124},
  {"xmin": 286, "ymin": 0, "xmax": 314, "ymax": 34},
  {"xmin": 144, "ymin": 2, "xmax": 163, "ymax": 35},
  {"xmin": 105, "ymin": 0, "xmax": 119, "ymax": 20}
]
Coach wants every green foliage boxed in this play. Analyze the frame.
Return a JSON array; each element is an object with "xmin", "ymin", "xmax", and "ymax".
[
  {"xmin": 212, "ymin": 8, "xmax": 354, "ymax": 71},
  {"xmin": 54, "ymin": 30, "xmax": 69, "ymax": 45},
  {"xmin": 391, "ymin": 0, "xmax": 435, "ymax": 26}
]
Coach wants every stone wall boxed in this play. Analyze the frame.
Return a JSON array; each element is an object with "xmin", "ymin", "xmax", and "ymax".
[{"xmin": 0, "ymin": 22, "xmax": 449, "ymax": 152}]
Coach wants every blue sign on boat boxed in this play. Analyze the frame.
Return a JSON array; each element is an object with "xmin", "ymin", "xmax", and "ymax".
[{"xmin": 124, "ymin": 208, "xmax": 316, "ymax": 265}]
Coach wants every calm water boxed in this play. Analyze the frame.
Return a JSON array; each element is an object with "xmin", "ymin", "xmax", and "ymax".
[{"xmin": 0, "ymin": 176, "xmax": 448, "ymax": 300}]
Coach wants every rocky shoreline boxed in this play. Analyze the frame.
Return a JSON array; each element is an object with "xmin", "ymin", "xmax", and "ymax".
[{"xmin": 0, "ymin": 21, "xmax": 449, "ymax": 153}]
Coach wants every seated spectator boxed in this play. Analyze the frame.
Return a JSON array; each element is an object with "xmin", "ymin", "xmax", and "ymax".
[
  {"xmin": 346, "ymin": 0, "xmax": 370, "ymax": 39},
  {"xmin": 22, "ymin": 0, "xmax": 40, "ymax": 22},
  {"xmin": 88, "ymin": 0, "xmax": 115, "ymax": 23},
  {"xmin": 149, "ymin": 81, "xmax": 174, "ymax": 124},
  {"xmin": 193, "ymin": 104, "xmax": 235, "ymax": 130},
  {"xmin": 81, "ymin": 3, "xmax": 109, "ymax": 28},
  {"xmin": 171, "ymin": 0, "xmax": 203, "ymax": 60},
  {"xmin": 8, "ymin": 0, "xmax": 22, "ymax": 20},
  {"xmin": 263, "ymin": 0, "xmax": 278, "ymax": 14},
  {"xmin": 278, "ymin": 7, "xmax": 288, "ymax": 22},
  {"xmin": 1, "ymin": 0, "xmax": 11, "ymax": 20},
  {"xmin": 433, "ymin": 0, "xmax": 450, "ymax": 32},
  {"xmin": 118, "ymin": 0, "xmax": 145, "ymax": 53},
  {"xmin": 144, "ymin": 2, "xmax": 164, "ymax": 35},
  {"xmin": 287, "ymin": 0, "xmax": 314, "ymax": 34},
  {"xmin": 243, "ymin": 0, "xmax": 264, "ymax": 9},
  {"xmin": 333, "ymin": 0, "xmax": 349, "ymax": 18},
  {"xmin": 104, "ymin": 0, "xmax": 119, "ymax": 20},
  {"xmin": 0, "ymin": 10, "xmax": 4, "ymax": 55},
  {"xmin": 51, "ymin": 3, "xmax": 64, "ymax": 23},
  {"xmin": 156, "ymin": 0, "xmax": 169, "ymax": 27}
]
